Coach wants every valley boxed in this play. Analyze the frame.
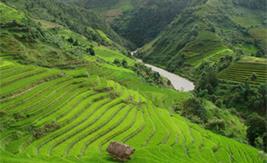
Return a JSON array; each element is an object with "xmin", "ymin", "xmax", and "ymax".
[{"xmin": 0, "ymin": 0, "xmax": 266, "ymax": 163}]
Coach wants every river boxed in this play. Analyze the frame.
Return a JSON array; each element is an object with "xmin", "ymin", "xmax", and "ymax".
[{"xmin": 131, "ymin": 51, "xmax": 195, "ymax": 91}]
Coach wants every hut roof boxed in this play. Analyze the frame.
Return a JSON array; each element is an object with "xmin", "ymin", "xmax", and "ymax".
[{"xmin": 107, "ymin": 142, "xmax": 135, "ymax": 161}]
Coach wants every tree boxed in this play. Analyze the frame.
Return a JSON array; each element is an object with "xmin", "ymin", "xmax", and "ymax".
[
  {"xmin": 181, "ymin": 98, "xmax": 207, "ymax": 123},
  {"xmin": 113, "ymin": 59, "xmax": 121, "ymax": 66},
  {"xmin": 263, "ymin": 132, "xmax": 267, "ymax": 152},
  {"xmin": 246, "ymin": 113, "xmax": 266, "ymax": 147},
  {"xmin": 167, "ymin": 54, "xmax": 185, "ymax": 72},
  {"xmin": 251, "ymin": 73, "xmax": 257, "ymax": 81},
  {"xmin": 206, "ymin": 118, "xmax": 225, "ymax": 134},
  {"xmin": 121, "ymin": 59, "xmax": 128, "ymax": 68},
  {"xmin": 73, "ymin": 40, "xmax": 79, "ymax": 46},
  {"xmin": 196, "ymin": 70, "xmax": 218, "ymax": 94},
  {"xmin": 87, "ymin": 47, "xmax": 95, "ymax": 56},
  {"xmin": 67, "ymin": 37, "xmax": 74, "ymax": 44},
  {"xmin": 258, "ymin": 84, "xmax": 267, "ymax": 112}
]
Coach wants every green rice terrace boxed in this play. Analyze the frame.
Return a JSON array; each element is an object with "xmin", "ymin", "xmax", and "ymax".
[
  {"xmin": 219, "ymin": 56, "xmax": 267, "ymax": 84},
  {"xmin": 0, "ymin": 59, "xmax": 264, "ymax": 163},
  {"xmin": 0, "ymin": 1, "xmax": 266, "ymax": 163}
]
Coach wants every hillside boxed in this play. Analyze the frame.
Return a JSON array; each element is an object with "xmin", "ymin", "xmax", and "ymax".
[
  {"xmin": 137, "ymin": 0, "xmax": 267, "ymax": 121},
  {"xmin": 139, "ymin": 0, "xmax": 267, "ymax": 77},
  {"xmin": 1, "ymin": 0, "xmax": 130, "ymax": 49},
  {"xmin": 0, "ymin": 2, "xmax": 265, "ymax": 163},
  {"xmin": 70, "ymin": 0, "xmax": 206, "ymax": 47}
]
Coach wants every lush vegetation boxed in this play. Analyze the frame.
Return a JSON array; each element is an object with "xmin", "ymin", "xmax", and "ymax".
[
  {"xmin": 139, "ymin": 0, "xmax": 266, "ymax": 76},
  {"xmin": 1, "ymin": 0, "xmax": 129, "ymax": 49},
  {"xmin": 133, "ymin": 0, "xmax": 267, "ymax": 152},
  {"xmin": 0, "ymin": 1, "xmax": 266, "ymax": 162}
]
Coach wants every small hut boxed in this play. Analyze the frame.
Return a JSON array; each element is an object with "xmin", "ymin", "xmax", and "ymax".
[{"xmin": 107, "ymin": 142, "xmax": 135, "ymax": 161}]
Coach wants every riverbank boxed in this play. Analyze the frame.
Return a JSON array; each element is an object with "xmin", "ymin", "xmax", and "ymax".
[{"xmin": 131, "ymin": 51, "xmax": 195, "ymax": 91}]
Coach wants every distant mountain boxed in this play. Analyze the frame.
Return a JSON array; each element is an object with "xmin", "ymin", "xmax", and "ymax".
[
  {"xmin": 71, "ymin": 0, "xmax": 206, "ymax": 47},
  {"xmin": 138, "ymin": 0, "xmax": 267, "ymax": 77}
]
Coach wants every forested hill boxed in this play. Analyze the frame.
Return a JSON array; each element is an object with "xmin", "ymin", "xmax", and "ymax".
[
  {"xmin": 139, "ymin": 0, "xmax": 267, "ymax": 76},
  {"xmin": 67, "ymin": 0, "xmax": 207, "ymax": 47},
  {"xmin": 1, "ymin": 0, "xmax": 131, "ymax": 49}
]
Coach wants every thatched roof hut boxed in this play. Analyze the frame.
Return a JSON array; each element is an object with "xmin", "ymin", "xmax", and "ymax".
[{"xmin": 107, "ymin": 142, "xmax": 135, "ymax": 161}]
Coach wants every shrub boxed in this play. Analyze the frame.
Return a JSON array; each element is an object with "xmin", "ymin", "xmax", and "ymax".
[
  {"xmin": 73, "ymin": 72, "xmax": 89, "ymax": 78},
  {"xmin": 181, "ymin": 98, "xmax": 207, "ymax": 123},
  {"xmin": 263, "ymin": 132, "xmax": 267, "ymax": 152},
  {"xmin": 87, "ymin": 47, "xmax": 95, "ymax": 56},
  {"xmin": 110, "ymin": 91, "xmax": 120, "ymax": 99},
  {"xmin": 206, "ymin": 118, "xmax": 226, "ymax": 133},
  {"xmin": 0, "ymin": 110, "xmax": 7, "ymax": 117},
  {"xmin": 251, "ymin": 73, "xmax": 257, "ymax": 81},
  {"xmin": 121, "ymin": 59, "xmax": 128, "ymax": 68},
  {"xmin": 246, "ymin": 113, "xmax": 266, "ymax": 148},
  {"xmin": 67, "ymin": 37, "xmax": 75, "ymax": 44},
  {"xmin": 113, "ymin": 59, "xmax": 121, "ymax": 66},
  {"xmin": 33, "ymin": 122, "xmax": 60, "ymax": 139},
  {"xmin": 73, "ymin": 40, "xmax": 79, "ymax": 46},
  {"xmin": 212, "ymin": 144, "xmax": 220, "ymax": 153}
]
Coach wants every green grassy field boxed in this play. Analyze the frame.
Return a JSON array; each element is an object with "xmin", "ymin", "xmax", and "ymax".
[{"xmin": 219, "ymin": 56, "xmax": 267, "ymax": 84}]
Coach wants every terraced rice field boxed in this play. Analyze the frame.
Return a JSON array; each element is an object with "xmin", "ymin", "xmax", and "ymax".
[
  {"xmin": 219, "ymin": 57, "xmax": 267, "ymax": 84},
  {"xmin": 188, "ymin": 48, "xmax": 234, "ymax": 68},
  {"xmin": 0, "ymin": 59, "xmax": 263, "ymax": 163}
]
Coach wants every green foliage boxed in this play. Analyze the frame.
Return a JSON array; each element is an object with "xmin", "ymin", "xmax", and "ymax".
[
  {"xmin": 121, "ymin": 59, "xmax": 128, "ymax": 68},
  {"xmin": 0, "ymin": 2, "xmax": 26, "ymax": 24},
  {"xmin": 166, "ymin": 54, "xmax": 185, "ymax": 72},
  {"xmin": 133, "ymin": 63, "xmax": 167, "ymax": 87},
  {"xmin": 113, "ymin": 58, "xmax": 121, "ymax": 66},
  {"xmin": 112, "ymin": 0, "xmax": 198, "ymax": 47},
  {"xmin": 221, "ymin": 82, "xmax": 267, "ymax": 113},
  {"xmin": 181, "ymin": 97, "xmax": 207, "ymax": 124},
  {"xmin": 233, "ymin": 0, "xmax": 267, "ymax": 10},
  {"xmin": 0, "ymin": 1, "xmax": 265, "ymax": 162},
  {"xmin": 139, "ymin": 0, "xmax": 266, "ymax": 78},
  {"xmin": 87, "ymin": 47, "xmax": 95, "ymax": 56},
  {"xmin": 246, "ymin": 113, "xmax": 267, "ymax": 151},
  {"xmin": 196, "ymin": 63, "xmax": 218, "ymax": 94},
  {"xmin": 112, "ymin": 58, "xmax": 128, "ymax": 68},
  {"xmin": 33, "ymin": 122, "xmax": 60, "ymax": 139},
  {"xmin": 3, "ymin": 0, "xmax": 127, "ymax": 48},
  {"xmin": 206, "ymin": 118, "xmax": 226, "ymax": 134}
]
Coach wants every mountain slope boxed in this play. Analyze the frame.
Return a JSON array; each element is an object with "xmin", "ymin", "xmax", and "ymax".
[
  {"xmin": 1, "ymin": 0, "xmax": 130, "ymax": 49},
  {"xmin": 139, "ymin": 0, "xmax": 267, "ymax": 78},
  {"xmin": 71, "ymin": 0, "xmax": 206, "ymax": 47},
  {"xmin": 0, "ymin": 2, "xmax": 265, "ymax": 163}
]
